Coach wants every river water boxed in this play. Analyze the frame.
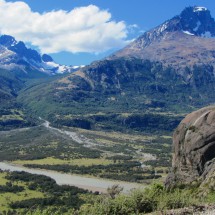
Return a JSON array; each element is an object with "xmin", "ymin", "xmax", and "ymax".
[{"xmin": 0, "ymin": 162, "xmax": 145, "ymax": 193}]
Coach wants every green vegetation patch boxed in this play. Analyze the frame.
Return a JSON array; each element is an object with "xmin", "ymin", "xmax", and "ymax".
[
  {"xmin": 0, "ymin": 171, "xmax": 44, "ymax": 212},
  {"xmin": 0, "ymin": 125, "xmax": 173, "ymax": 183},
  {"xmin": 0, "ymin": 170, "xmax": 90, "ymax": 214},
  {"xmin": 14, "ymin": 158, "xmax": 114, "ymax": 166}
]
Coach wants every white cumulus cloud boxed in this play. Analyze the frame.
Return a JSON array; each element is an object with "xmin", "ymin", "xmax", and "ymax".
[{"xmin": 0, "ymin": 0, "xmax": 130, "ymax": 53}]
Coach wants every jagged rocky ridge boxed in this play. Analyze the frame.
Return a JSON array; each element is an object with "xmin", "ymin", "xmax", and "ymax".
[
  {"xmin": 112, "ymin": 6, "xmax": 215, "ymax": 74},
  {"xmin": 166, "ymin": 106, "xmax": 215, "ymax": 189},
  {"xmin": 0, "ymin": 35, "xmax": 82, "ymax": 75}
]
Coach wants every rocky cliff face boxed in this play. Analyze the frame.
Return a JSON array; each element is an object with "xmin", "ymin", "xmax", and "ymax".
[{"xmin": 166, "ymin": 106, "xmax": 215, "ymax": 189}]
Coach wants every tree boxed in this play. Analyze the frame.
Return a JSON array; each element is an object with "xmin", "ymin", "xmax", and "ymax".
[{"xmin": 107, "ymin": 184, "xmax": 123, "ymax": 199}]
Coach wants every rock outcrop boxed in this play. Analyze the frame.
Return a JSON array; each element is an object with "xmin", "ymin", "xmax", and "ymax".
[{"xmin": 166, "ymin": 106, "xmax": 215, "ymax": 189}]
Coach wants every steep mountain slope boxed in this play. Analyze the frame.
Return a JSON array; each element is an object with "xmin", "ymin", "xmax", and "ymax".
[
  {"xmin": 0, "ymin": 69, "xmax": 24, "ymax": 101},
  {"xmin": 0, "ymin": 68, "xmax": 37, "ymax": 130},
  {"xmin": 20, "ymin": 58, "xmax": 210, "ymax": 132},
  {"xmin": 112, "ymin": 6, "xmax": 215, "ymax": 75},
  {"xmin": 0, "ymin": 35, "xmax": 76, "ymax": 130},
  {"xmin": 15, "ymin": 6, "xmax": 215, "ymax": 132}
]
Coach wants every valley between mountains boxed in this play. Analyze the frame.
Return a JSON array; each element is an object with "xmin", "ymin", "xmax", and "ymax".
[
  {"xmin": 0, "ymin": 118, "xmax": 168, "ymax": 183},
  {"xmin": 0, "ymin": 5, "xmax": 215, "ymax": 214}
]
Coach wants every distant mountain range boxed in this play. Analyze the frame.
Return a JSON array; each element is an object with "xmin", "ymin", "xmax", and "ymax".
[
  {"xmin": 1, "ymin": 6, "xmax": 215, "ymax": 133},
  {"xmin": 0, "ymin": 35, "xmax": 84, "ymax": 75}
]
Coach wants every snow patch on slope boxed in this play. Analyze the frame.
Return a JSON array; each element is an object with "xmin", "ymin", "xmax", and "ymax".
[
  {"xmin": 193, "ymin": 7, "xmax": 207, "ymax": 12},
  {"xmin": 158, "ymin": 22, "xmax": 168, "ymax": 33},
  {"xmin": 43, "ymin": 61, "xmax": 70, "ymax": 74},
  {"xmin": 45, "ymin": 61, "xmax": 85, "ymax": 74},
  {"xmin": 72, "ymin": 65, "xmax": 85, "ymax": 69},
  {"xmin": 183, "ymin": 31, "xmax": 195, "ymax": 36}
]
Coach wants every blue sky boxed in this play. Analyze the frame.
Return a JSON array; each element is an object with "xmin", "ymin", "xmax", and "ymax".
[{"xmin": 2, "ymin": 0, "xmax": 215, "ymax": 66}]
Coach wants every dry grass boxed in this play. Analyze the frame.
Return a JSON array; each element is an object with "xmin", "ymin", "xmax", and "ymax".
[{"xmin": 13, "ymin": 157, "xmax": 114, "ymax": 166}]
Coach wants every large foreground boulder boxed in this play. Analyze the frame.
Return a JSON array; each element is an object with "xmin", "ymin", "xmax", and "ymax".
[{"xmin": 166, "ymin": 106, "xmax": 215, "ymax": 189}]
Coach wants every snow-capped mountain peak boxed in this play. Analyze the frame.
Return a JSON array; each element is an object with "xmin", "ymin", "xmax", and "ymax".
[
  {"xmin": 116, "ymin": 6, "xmax": 215, "ymax": 52},
  {"xmin": 112, "ymin": 6, "xmax": 215, "ymax": 72},
  {"xmin": 193, "ymin": 7, "xmax": 207, "ymax": 12},
  {"xmin": 0, "ymin": 34, "xmax": 83, "ymax": 75},
  {"xmin": 179, "ymin": 6, "xmax": 215, "ymax": 37}
]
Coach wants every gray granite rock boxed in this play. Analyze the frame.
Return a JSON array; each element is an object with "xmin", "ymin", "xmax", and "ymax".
[{"xmin": 166, "ymin": 106, "xmax": 215, "ymax": 188}]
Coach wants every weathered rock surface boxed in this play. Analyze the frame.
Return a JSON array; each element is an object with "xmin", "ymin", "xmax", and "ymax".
[{"xmin": 166, "ymin": 106, "xmax": 215, "ymax": 188}]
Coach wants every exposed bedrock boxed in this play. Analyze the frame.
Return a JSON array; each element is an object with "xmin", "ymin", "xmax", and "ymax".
[{"xmin": 166, "ymin": 106, "xmax": 215, "ymax": 189}]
